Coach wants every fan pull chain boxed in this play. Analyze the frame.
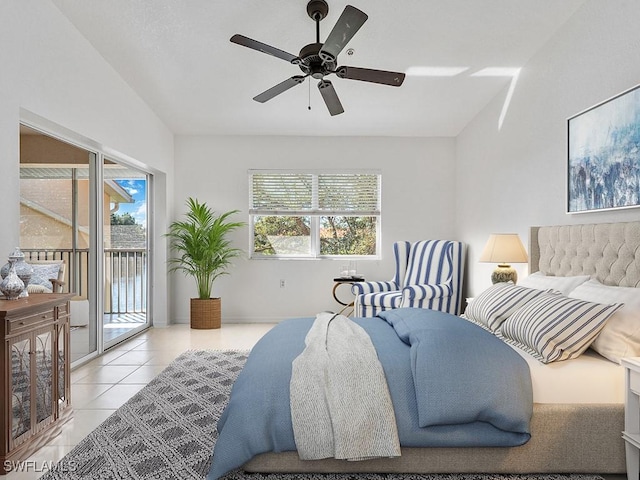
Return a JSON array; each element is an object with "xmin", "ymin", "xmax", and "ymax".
[{"xmin": 308, "ymin": 77, "xmax": 311, "ymax": 110}]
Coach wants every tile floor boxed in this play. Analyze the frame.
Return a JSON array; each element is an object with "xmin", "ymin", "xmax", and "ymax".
[{"xmin": 6, "ymin": 323, "xmax": 276, "ymax": 480}]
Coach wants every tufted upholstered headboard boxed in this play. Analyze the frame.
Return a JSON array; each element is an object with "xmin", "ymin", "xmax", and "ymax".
[{"xmin": 529, "ymin": 221, "xmax": 640, "ymax": 288}]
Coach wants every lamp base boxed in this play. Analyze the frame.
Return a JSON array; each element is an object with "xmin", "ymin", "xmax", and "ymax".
[{"xmin": 491, "ymin": 264, "xmax": 517, "ymax": 284}]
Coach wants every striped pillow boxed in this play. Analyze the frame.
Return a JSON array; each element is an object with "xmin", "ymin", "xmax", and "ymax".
[
  {"xmin": 498, "ymin": 293, "xmax": 623, "ymax": 363},
  {"xmin": 465, "ymin": 282, "xmax": 546, "ymax": 331}
]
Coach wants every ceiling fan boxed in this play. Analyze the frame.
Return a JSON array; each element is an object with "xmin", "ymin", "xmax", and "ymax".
[{"xmin": 230, "ymin": 0, "xmax": 406, "ymax": 116}]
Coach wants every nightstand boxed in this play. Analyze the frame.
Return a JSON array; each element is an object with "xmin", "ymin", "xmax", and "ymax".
[
  {"xmin": 622, "ymin": 357, "xmax": 640, "ymax": 480},
  {"xmin": 332, "ymin": 277, "xmax": 365, "ymax": 316}
]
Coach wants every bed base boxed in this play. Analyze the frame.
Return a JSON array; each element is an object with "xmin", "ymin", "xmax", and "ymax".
[{"xmin": 244, "ymin": 403, "xmax": 625, "ymax": 474}]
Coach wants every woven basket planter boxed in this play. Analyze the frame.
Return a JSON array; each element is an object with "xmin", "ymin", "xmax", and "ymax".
[{"xmin": 190, "ymin": 297, "xmax": 221, "ymax": 329}]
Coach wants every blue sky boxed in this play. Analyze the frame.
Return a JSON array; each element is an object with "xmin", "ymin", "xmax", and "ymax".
[{"xmin": 115, "ymin": 179, "xmax": 147, "ymax": 226}]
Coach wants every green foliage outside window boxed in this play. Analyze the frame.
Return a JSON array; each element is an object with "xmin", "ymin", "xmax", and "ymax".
[
  {"xmin": 254, "ymin": 216, "xmax": 310, "ymax": 255},
  {"xmin": 253, "ymin": 215, "xmax": 376, "ymax": 256},
  {"xmin": 110, "ymin": 212, "xmax": 137, "ymax": 225},
  {"xmin": 320, "ymin": 216, "xmax": 376, "ymax": 255}
]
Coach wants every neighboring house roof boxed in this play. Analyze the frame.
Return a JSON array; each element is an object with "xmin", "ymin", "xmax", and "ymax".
[
  {"xmin": 19, "ymin": 196, "xmax": 90, "ymax": 237},
  {"xmin": 105, "ymin": 179, "xmax": 135, "ymax": 205}
]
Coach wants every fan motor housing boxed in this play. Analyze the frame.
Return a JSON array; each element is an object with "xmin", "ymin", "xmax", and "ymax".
[
  {"xmin": 299, "ymin": 42, "xmax": 336, "ymax": 78},
  {"xmin": 306, "ymin": 0, "xmax": 329, "ymax": 21}
]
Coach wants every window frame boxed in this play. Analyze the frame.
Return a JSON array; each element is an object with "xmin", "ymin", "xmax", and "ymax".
[{"xmin": 249, "ymin": 169, "xmax": 381, "ymax": 260}]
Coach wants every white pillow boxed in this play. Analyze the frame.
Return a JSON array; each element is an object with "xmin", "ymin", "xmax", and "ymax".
[
  {"xmin": 27, "ymin": 283, "xmax": 52, "ymax": 294},
  {"xmin": 569, "ymin": 279, "xmax": 640, "ymax": 364},
  {"xmin": 518, "ymin": 271, "xmax": 590, "ymax": 295},
  {"xmin": 464, "ymin": 282, "xmax": 546, "ymax": 331},
  {"xmin": 498, "ymin": 292, "xmax": 623, "ymax": 364}
]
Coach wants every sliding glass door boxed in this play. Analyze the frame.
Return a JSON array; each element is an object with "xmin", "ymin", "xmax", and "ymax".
[
  {"xmin": 103, "ymin": 158, "xmax": 150, "ymax": 347},
  {"xmin": 19, "ymin": 123, "xmax": 151, "ymax": 364},
  {"xmin": 20, "ymin": 125, "xmax": 98, "ymax": 363}
]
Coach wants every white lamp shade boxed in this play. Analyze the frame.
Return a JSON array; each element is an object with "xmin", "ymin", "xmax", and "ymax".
[{"xmin": 479, "ymin": 233, "xmax": 528, "ymax": 265}]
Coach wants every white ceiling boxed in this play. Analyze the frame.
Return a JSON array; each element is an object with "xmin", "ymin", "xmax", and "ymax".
[{"xmin": 52, "ymin": 0, "xmax": 587, "ymax": 137}]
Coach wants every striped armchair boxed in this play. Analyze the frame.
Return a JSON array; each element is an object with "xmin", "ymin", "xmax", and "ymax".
[{"xmin": 352, "ymin": 240, "xmax": 466, "ymax": 317}]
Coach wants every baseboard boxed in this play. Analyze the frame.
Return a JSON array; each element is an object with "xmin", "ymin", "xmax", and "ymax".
[{"xmin": 170, "ymin": 317, "xmax": 288, "ymax": 325}]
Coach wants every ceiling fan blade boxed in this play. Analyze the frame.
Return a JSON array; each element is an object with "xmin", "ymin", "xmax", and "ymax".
[
  {"xmin": 317, "ymin": 80, "xmax": 344, "ymax": 116},
  {"xmin": 253, "ymin": 76, "xmax": 307, "ymax": 103},
  {"xmin": 230, "ymin": 34, "xmax": 300, "ymax": 64},
  {"xmin": 319, "ymin": 5, "xmax": 368, "ymax": 64},
  {"xmin": 336, "ymin": 66, "xmax": 405, "ymax": 86}
]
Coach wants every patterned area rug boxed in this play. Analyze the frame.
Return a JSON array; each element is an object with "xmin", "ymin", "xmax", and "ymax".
[
  {"xmin": 41, "ymin": 350, "xmax": 605, "ymax": 480},
  {"xmin": 41, "ymin": 350, "xmax": 244, "ymax": 479}
]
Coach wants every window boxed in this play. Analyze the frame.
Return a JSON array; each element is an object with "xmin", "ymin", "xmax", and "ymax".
[{"xmin": 249, "ymin": 170, "xmax": 381, "ymax": 258}]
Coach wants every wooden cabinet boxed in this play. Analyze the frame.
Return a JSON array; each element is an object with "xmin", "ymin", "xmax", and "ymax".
[{"xmin": 0, "ymin": 294, "xmax": 74, "ymax": 475}]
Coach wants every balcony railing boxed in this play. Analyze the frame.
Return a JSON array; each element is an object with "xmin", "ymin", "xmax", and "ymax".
[
  {"xmin": 105, "ymin": 248, "xmax": 147, "ymax": 315},
  {"xmin": 22, "ymin": 248, "xmax": 147, "ymax": 315}
]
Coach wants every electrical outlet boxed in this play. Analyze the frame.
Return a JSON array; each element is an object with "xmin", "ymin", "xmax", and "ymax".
[{"xmin": 280, "ymin": 279, "xmax": 286, "ymax": 288}]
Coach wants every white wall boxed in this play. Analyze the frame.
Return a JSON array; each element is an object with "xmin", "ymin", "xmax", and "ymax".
[
  {"xmin": 0, "ymin": 1, "xmax": 174, "ymax": 325},
  {"xmin": 456, "ymin": 0, "xmax": 640, "ymax": 297},
  {"xmin": 173, "ymin": 135, "xmax": 457, "ymax": 323}
]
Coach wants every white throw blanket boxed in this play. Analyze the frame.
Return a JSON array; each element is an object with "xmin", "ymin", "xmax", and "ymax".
[{"xmin": 290, "ymin": 312, "xmax": 401, "ymax": 461}]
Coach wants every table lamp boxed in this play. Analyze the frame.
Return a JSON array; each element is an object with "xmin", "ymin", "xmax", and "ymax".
[{"xmin": 479, "ymin": 233, "xmax": 528, "ymax": 284}]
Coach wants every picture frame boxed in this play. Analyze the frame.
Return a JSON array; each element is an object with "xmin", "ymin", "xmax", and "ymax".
[{"xmin": 567, "ymin": 84, "xmax": 640, "ymax": 213}]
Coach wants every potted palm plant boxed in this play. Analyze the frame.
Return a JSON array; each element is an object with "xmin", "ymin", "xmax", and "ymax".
[{"xmin": 167, "ymin": 198, "xmax": 245, "ymax": 329}]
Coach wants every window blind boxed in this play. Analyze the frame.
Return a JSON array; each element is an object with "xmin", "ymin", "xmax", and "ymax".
[{"xmin": 250, "ymin": 170, "xmax": 380, "ymax": 216}]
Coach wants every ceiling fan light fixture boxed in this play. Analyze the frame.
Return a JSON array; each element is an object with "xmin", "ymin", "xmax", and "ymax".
[{"xmin": 230, "ymin": 1, "xmax": 405, "ymax": 115}]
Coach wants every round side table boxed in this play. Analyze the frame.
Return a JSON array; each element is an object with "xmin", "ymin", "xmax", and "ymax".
[{"xmin": 332, "ymin": 276, "xmax": 365, "ymax": 316}]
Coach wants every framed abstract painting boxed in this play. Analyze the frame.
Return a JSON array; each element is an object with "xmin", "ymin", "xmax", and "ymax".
[{"xmin": 567, "ymin": 84, "xmax": 640, "ymax": 213}]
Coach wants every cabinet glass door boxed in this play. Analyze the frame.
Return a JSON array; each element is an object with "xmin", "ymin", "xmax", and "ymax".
[
  {"xmin": 57, "ymin": 321, "xmax": 69, "ymax": 409},
  {"xmin": 11, "ymin": 336, "xmax": 31, "ymax": 443},
  {"xmin": 34, "ymin": 327, "xmax": 54, "ymax": 425}
]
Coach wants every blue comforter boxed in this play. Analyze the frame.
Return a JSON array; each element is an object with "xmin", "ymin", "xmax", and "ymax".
[{"xmin": 207, "ymin": 309, "xmax": 532, "ymax": 480}]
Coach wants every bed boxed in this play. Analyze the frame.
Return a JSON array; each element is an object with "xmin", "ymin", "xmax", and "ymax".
[{"xmin": 208, "ymin": 221, "xmax": 640, "ymax": 479}]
